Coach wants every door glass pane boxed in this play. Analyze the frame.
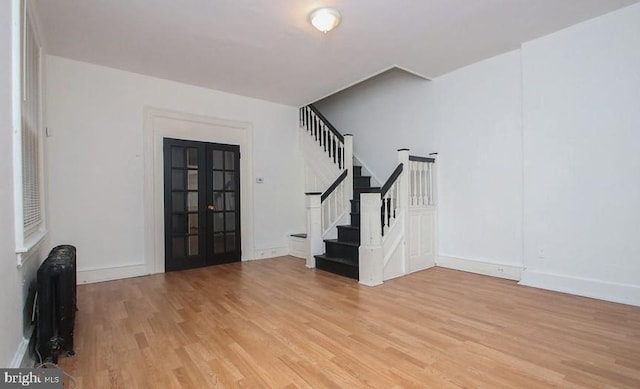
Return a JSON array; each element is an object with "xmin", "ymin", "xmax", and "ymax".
[
  {"xmin": 213, "ymin": 213, "xmax": 224, "ymax": 232},
  {"xmin": 187, "ymin": 170, "xmax": 198, "ymax": 190},
  {"xmin": 213, "ymin": 193, "xmax": 224, "ymax": 211},
  {"xmin": 172, "ymin": 214, "xmax": 186, "ymax": 234},
  {"xmin": 188, "ymin": 236, "xmax": 198, "ymax": 256},
  {"xmin": 225, "ymin": 212, "xmax": 235, "ymax": 231},
  {"xmin": 213, "ymin": 171, "xmax": 223, "ymax": 190},
  {"xmin": 212, "ymin": 150, "xmax": 223, "ymax": 169},
  {"xmin": 187, "ymin": 148, "xmax": 198, "ymax": 168},
  {"xmin": 172, "ymin": 169, "xmax": 184, "ymax": 190},
  {"xmin": 225, "ymin": 172, "xmax": 235, "ymax": 190},
  {"xmin": 225, "ymin": 233, "xmax": 235, "ymax": 252},
  {"xmin": 188, "ymin": 213, "xmax": 198, "ymax": 234},
  {"xmin": 172, "ymin": 237, "xmax": 185, "ymax": 258},
  {"xmin": 187, "ymin": 192, "xmax": 198, "ymax": 212},
  {"xmin": 225, "ymin": 193, "xmax": 235, "ymax": 211},
  {"xmin": 171, "ymin": 148, "xmax": 184, "ymax": 168},
  {"xmin": 213, "ymin": 234, "xmax": 224, "ymax": 253},
  {"xmin": 224, "ymin": 151, "xmax": 235, "ymax": 170},
  {"xmin": 172, "ymin": 192, "xmax": 184, "ymax": 212}
]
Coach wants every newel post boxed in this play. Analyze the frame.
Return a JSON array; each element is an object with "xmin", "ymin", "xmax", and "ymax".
[
  {"xmin": 343, "ymin": 134, "xmax": 354, "ymax": 204},
  {"xmin": 305, "ymin": 193, "xmax": 323, "ymax": 268},
  {"xmin": 359, "ymin": 193, "xmax": 383, "ymax": 286},
  {"xmin": 398, "ymin": 149, "xmax": 410, "ymax": 207},
  {"xmin": 397, "ymin": 149, "xmax": 411, "ymax": 266}
]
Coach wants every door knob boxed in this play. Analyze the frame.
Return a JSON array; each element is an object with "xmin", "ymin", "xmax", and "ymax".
[{"xmin": 207, "ymin": 205, "xmax": 215, "ymax": 211}]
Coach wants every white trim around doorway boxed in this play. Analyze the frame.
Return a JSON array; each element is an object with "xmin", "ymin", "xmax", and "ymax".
[{"xmin": 143, "ymin": 107, "xmax": 255, "ymax": 274}]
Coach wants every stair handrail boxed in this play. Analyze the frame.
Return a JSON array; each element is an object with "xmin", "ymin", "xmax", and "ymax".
[
  {"xmin": 299, "ymin": 105, "xmax": 346, "ymax": 169},
  {"xmin": 408, "ymin": 155, "xmax": 435, "ymax": 163},
  {"xmin": 320, "ymin": 170, "xmax": 349, "ymax": 235},
  {"xmin": 321, "ymin": 170, "xmax": 348, "ymax": 202},
  {"xmin": 380, "ymin": 163, "xmax": 404, "ymax": 236},
  {"xmin": 308, "ymin": 104, "xmax": 344, "ymax": 142},
  {"xmin": 380, "ymin": 164, "xmax": 404, "ymax": 197}
]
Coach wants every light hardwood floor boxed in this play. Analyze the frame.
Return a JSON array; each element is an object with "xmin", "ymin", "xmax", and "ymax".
[{"xmin": 59, "ymin": 256, "xmax": 640, "ymax": 388}]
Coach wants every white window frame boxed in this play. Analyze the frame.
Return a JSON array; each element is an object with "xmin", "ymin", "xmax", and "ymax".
[{"xmin": 12, "ymin": 0, "xmax": 47, "ymax": 266}]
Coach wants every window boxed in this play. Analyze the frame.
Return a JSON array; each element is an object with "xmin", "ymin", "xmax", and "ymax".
[{"xmin": 14, "ymin": 0, "xmax": 46, "ymax": 260}]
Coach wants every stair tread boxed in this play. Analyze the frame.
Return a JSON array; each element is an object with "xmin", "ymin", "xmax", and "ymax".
[
  {"xmin": 315, "ymin": 254, "xmax": 358, "ymax": 266},
  {"xmin": 323, "ymin": 239, "xmax": 359, "ymax": 247},
  {"xmin": 337, "ymin": 225, "xmax": 359, "ymax": 230}
]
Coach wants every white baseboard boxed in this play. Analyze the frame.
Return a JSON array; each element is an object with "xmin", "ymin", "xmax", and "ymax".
[
  {"xmin": 10, "ymin": 336, "xmax": 31, "ymax": 368},
  {"xmin": 519, "ymin": 270, "xmax": 640, "ymax": 307},
  {"xmin": 77, "ymin": 263, "xmax": 148, "ymax": 284},
  {"xmin": 77, "ymin": 247, "xmax": 293, "ymax": 284},
  {"xmin": 249, "ymin": 246, "xmax": 290, "ymax": 261},
  {"xmin": 436, "ymin": 255, "xmax": 522, "ymax": 281}
]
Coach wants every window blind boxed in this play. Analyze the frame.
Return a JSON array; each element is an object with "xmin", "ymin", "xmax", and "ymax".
[{"xmin": 22, "ymin": 8, "xmax": 41, "ymax": 235}]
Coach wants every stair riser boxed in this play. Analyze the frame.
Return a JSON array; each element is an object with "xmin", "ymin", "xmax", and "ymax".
[
  {"xmin": 316, "ymin": 258, "xmax": 359, "ymax": 280},
  {"xmin": 350, "ymin": 200, "xmax": 360, "ymax": 214},
  {"xmin": 350, "ymin": 212, "xmax": 360, "ymax": 227},
  {"xmin": 337, "ymin": 227, "xmax": 360, "ymax": 243},
  {"xmin": 353, "ymin": 176, "xmax": 371, "ymax": 187},
  {"xmin": 325, "ymin": 243, "xmax": 358, "ymax": 261},
  {"xmin": 353, "ymin": 188, "xmax": 380, "ymax": 198},
  {"xmin": 353, "ymin": 166, "xmax": 363, "ymax": 177}
]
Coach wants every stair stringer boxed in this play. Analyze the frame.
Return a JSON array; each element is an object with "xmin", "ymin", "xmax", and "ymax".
[
  {"xmin": 382, "ymin": 214, "xmax": 406, "ymax": 281},
  {"xmin": 323, "ymin": 212, "xmax": 350, "ymax": 241}
]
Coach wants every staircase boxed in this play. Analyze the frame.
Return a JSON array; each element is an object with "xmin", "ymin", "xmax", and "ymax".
[
  {"xmin": 299, "ymin": 104, "xmax": 437, "ymax": 286},
  {"xmin": 315, "ymin": 166, "xmax": 379, "ymax": 280}
]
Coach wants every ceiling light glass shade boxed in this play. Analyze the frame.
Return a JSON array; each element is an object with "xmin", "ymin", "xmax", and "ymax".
[{"xmin": 310, "ymin": 8, "xmax": 341, "ymax": 33}]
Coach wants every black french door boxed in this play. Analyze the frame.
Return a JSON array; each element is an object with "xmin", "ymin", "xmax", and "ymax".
[{"xmin": 163, "ymin": 138, "xmax": 241, "ymax": 271}]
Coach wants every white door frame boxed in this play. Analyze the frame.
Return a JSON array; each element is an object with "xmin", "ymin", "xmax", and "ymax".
[{"xmin": 143, "ymin": 107, "xmax": 254, "ymax": 274}]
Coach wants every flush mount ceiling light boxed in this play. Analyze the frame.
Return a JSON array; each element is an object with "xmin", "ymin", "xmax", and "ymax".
[{"xmin": 309, "ymin": 7, "xmax": 341, "ymax": 33}]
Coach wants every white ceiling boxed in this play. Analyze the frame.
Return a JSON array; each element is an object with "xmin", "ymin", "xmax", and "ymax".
[{"xmin": 34, "ymin": 0, "xmax": 639, "ymax": 107}]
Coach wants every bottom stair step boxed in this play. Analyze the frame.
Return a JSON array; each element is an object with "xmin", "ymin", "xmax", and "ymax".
[{"xmin": 315, "ymin": 255, "xmax": 359, "ymax": 280}]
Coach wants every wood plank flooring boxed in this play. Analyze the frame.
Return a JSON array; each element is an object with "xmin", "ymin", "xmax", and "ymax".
[{"xmin": 59, "ymin": 257, "xmax": 640, "ymax": 388}]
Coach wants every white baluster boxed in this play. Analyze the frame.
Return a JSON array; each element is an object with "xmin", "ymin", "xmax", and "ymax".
[
  {"xmin": 407, "ymin": 161, "xmax": 414, "ymax": 206},
  {"xmin": 419, "ymin": 163, "xmax": 424, "ymax": 206},
  {"xmin": 393, "ymin": 184, "xmax": 398, "ymax": 221},
  {"xmin": 420, "ymin": 163, "xmax": 425, "ymax": 206},
  {"xmin": 427, "ymin": 163, "xmax": 432, "ymax": 206},
  {"xmin": 426, "ymin": 163, "xmax": 430, "ymax": 205},
  {"xmin": 411, "ymin": 162, "xmax": 416, "ymax": 206}
]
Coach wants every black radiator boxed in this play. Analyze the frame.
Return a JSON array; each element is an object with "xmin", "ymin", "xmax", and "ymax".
[{"xmin": 36, "ymin": 245, "xmax": 77, "ymax": 363}]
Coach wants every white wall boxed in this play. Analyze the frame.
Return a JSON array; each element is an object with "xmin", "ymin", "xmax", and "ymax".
[
  {"xmin": 45, "ymin": 56, "xmax": 305, "ymax": 282},
  {"xmin": 520, "ymin": 3, "xmax": 640, "ymax": 305},
  {"xmin": 432, "ymin": 51, "xmax": 523, "ymax": 269}
]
